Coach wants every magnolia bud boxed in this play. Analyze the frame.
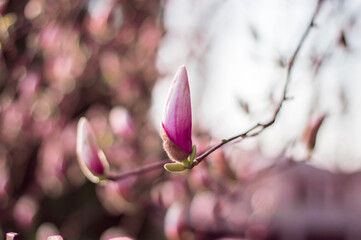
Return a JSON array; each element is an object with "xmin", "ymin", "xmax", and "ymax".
[
  {"xmin": 161, "ymin": 65, "xmax": 193, "ymax": 162},
  {"xmin": 76, "ymin": 117, "xmax": 109, "ymax": 183}
]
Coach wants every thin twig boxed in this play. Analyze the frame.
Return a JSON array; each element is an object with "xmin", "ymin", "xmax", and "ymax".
[
  {"xmin": 108, "ymin": 0, "xmax": 322, "ymax": 181},
  {"xmin": 193, "ymin": 0, "xmax": 322, "ymax": 166},
  {"xmin": 107, "ymin": 159, "xmax": 172, "ymax": 181}
]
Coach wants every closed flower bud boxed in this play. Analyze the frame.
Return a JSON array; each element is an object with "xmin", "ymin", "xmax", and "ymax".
[
  {"xmin": 76, "ymin": 117, "xmax": 109, "ymax": 183},
  {"xmin": 161, "ymin": 65, "xmax": 193, "ymax": 162}
]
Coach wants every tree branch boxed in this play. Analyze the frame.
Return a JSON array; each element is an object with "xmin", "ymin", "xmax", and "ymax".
[
  {"xmin": 193, "ymin": 0, "xmax": 322, "ymax": 166},
  {"xmin": 107, "ymin": 0, "xmax": 323, "ymax": 181},
  {"xmin": 107, "ymin": 159, "xmax": 172, "ymax": 181}
]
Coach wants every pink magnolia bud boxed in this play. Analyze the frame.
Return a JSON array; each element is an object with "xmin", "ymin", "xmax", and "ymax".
[
  {"xmin": 76, "ymin": 117, "xmax": 109, "ymax": 183},
  {"xmin": 161, "ymin": 65, "xmax": 192, "ymax": 162}
]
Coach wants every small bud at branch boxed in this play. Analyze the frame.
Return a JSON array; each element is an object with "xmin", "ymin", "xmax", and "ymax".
[{"xmin": 76, "ymin": 117, "xmax": 110, "ymax": 183}]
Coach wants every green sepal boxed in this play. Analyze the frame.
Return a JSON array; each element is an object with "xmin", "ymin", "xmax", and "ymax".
[
  {"xmin": 164, "ymin": 163, "xmax": 186, "ymax": 172},
  {"xmin": 182, "ymin": 159, "xmax": 190, "ymax": 168},
  {"xmin": 98, "ymin": 175, "xmax": 107, "ymax": 182},
  {"xmin": 189, "ymin": 145, "xmax": 196, "ymax": 165}
]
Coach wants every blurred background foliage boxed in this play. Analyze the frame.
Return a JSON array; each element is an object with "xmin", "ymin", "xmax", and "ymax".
[{"xmin": 0, "ymin": 0, "xmax": 166, "ymax": 239}]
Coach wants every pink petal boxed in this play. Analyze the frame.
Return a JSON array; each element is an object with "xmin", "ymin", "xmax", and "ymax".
[{"xmin": 162, "ymin": 65, "xmax": 192, "ymax": 154}]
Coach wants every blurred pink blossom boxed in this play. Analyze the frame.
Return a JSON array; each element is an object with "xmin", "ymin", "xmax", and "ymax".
[
  {"xmin": 13, "ymin": 196, "xmax": 38, "ymax": 229},
  {"xmin": 189, "ymin": 191, "xmax": 217, "ymax": 231},
  {"xmin": 36, "ymin": 222, "xmax": 60, "ymax": 240},
  {"xmin": 151, "ymin": 180, "xmax": 187, "ymax": 208},
  {"xmin": 109, "ymin": 106, "xmax": 134, "ymax": 139},
  {"xmin": 164, "ymin": 202, "xmax": 187, "ymax": 240},
  {"xmin": 18, "ymin": 71, "xmax": 40, "ymax": 102}
]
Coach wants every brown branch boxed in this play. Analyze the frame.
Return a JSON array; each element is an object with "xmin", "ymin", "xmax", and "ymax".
[
  {"xmin": 107, "ymin": 0, "xmax": 322, "ymax": 181},
  {"xmin": 107, "ymin": 159, "xmax": 172, "ymax": 181}
]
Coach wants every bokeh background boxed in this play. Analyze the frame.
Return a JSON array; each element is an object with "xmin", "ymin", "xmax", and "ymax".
[
  {"xmin": 153, "ymin": 0, "xmax": 361, "ymax": 172},
  {"xmin": 1, "ymin": 0, "xmax": 361, "ymax": 239}
]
